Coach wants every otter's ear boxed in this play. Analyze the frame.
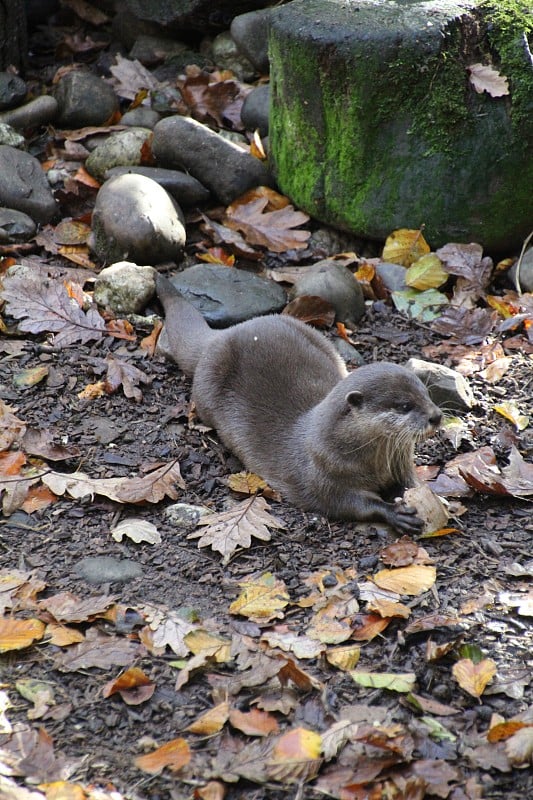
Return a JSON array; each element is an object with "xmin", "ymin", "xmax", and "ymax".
[{"xmin": 346, "ymin": 390, "xmax": 363, "ymax": 407}]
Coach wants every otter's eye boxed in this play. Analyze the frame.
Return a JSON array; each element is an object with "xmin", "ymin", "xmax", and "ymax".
[{"xmin": 397, "ymin": 401, "xmax": 413, "ymax": 413}]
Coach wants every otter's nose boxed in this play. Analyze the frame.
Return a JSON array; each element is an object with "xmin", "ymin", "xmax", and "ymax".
[{"xmin": 430, "ymin": 410, "xmax": 443, "ymax": 427}]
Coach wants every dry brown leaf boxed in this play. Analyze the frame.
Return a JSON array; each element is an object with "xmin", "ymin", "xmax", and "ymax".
[
  {"xmin": 452, "ymin": 658, "xmax": 497, "ymax": 698},
  {"xmin": 189, "ymin": 496, "xmax": 285, "ymax": 564},
  {"xmin": 282, "ymin": 295, "xmax": 336, "ymax": 327},
  {"xmin": 42, "ymin": 459, "xmax": 185, "ymax": 504},
  {"xmin": 52, "ymin": 627, "xmax": 141, "ymax": 672},
  {"xmin": 39, "ymin": 591, "xmax": 116, "ymax": 623},
  {"xmin": 134, "ymin": 737, "xmax": 191, "ymax": 775},
  {"xmin": 468, "ymin": 63, "xmax": 509, "ymax": 97},
  {"xmin": 111, "ymin": 517, "xmax": 161, "ymax": 545},
  {"xmin": 224, "ymin": 193, "xmax": 310, "ymax": 253},
  {"xmin": 0, "ymin": 269, "xmax": 106, "ymax": 347},
  {"xmin": 45, "ymin": 623, "xmax": 85, "ymax": 647},
  {"xmin": 229, "ymin": 707, "xmax": 280, "ymax": 737},
  {"xmin": 109, "ymin": 54, "xmax": 162, "ymax": 101},
  {"xmin": 0, "ymin": 399, "xmax": 27, "ymax": 450},
  {"xmin": 102, "ymin": 667, "xmax": 155, "ymax": 705}
]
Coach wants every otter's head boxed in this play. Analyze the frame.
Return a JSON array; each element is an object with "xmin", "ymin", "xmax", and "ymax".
[{"xmin": 344, "ymin": 362, "xmax": 442, "ymax": 441}]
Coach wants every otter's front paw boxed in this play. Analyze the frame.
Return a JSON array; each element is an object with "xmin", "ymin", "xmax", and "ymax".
[{"xmin": 390, "ymin": 504, "xmax": 424, "ymax": 534}]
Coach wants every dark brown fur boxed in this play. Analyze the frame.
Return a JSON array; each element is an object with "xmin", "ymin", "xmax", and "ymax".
[{"xmin": 156, "ymin": 275, "xmax": 442, "ymax": 532}]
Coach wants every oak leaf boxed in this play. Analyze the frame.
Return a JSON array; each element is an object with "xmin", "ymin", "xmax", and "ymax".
[
  {"xmin": 0, "ymin": 269, "xmax": 106, "ymax": 347},
  {"xmin": 189, "ymin": 496, "xmax": 285, "ymax": 564},
  {"xmin": 229, "ymin": 571, "xmax": 290, "ymax": 622},
  {"xmin": 468, "ymin": 63, "xmax": 509, "ymax": 97},
  {"xmin": 224, "ymin": 193, "xmax": 310, "ymax": 253}
]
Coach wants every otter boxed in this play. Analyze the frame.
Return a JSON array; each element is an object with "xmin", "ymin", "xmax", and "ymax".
[{"xmin": 156, "ymin": 274, "xmax": 442, "ymax": 533}]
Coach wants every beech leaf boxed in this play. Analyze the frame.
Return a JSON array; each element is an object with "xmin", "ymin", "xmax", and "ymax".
[{"xmin": 452, "ymin": 657, "xmax": 497, "ymax": 698}]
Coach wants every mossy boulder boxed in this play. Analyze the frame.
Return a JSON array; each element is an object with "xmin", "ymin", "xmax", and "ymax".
[{"xmin": 269, "ymin": 0, "xmax": 533, "ymax": 252}]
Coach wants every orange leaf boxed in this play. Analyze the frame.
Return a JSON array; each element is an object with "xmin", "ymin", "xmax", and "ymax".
[
  {"xmin": 0, "ymin": 450, "xmax": 26, "ymax": 476},
  {"xmin": 229, "ymin": 707, "xmax": 279, "ymax": 737},
  {"xmin": 488, "ymin": 721, "xmax": 530, "ymax": 743},
  {"xmin": 45, "ymin": 623, "xmax": 85, "ymax": 647},
  {"xmin": 0, "ymin": 617, "xmax": 46, "ymax": 652},
  {"xmin": 134, "ymin": 737, "xmax": 191, "ymax": 774},
  {"xmin": 21, "ymin": 485, "xmax": 57, "ymax": 514},
  {"xmin": 37, "ymin": 781, "xmax": 86, "ymax": 800},
  {"xmin": 102, "ymin": 666, "xmax": 153, "ymax": 697}
]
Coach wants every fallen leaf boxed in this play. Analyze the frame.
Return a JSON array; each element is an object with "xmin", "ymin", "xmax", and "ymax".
[
  {"xmin": 102, "ymin": 667, "xmax": 155, "ymax": 705},
  {"xmin": 52, "ymin": 628, "xmax": 142, "ymax": 672},
  {"xmin": 493, "ymin": 400, "xmax": 529, "ymax": 430},
  {"xmin": 16, "ymin": 678, "xmax": 55, "ymax": 720},
  {"xmin": 134, "ymin": 737, "xmax": 191, "ymax": 775},
  {"xmin": 42, "ymin": 459, "xmax": 185, "ymax": 504},
  {"xmin": 326, "ymin": 644, "xmax": 361, "ymax": 671},
  {"xmin": 12, "ymin": 366, "xmax": 49, "ymax": 389},
  {"xmin": 405, "ymin": 253, "xmax": 448, "ymax": 289},
  {"xmin": 224, "ymin": 192, "xmax": 310, "ymax": 253},
  {"xmin": 111, "ymin": 517, "xmax": 161, "ymax": 545},
  {"xmin": 229, "ymin": 707, "xmax": 280, "ymax": 737},
  {"xmin": 0, "ymin": 617, "xmax": 45, "ymax": 652},
  {"xmin": 382, "ymin": 228, "xmax": 430, "ymax": 267},
  {"xmin": 186, "ymin": 702, "xmax": 230, "ymax": 735},
  {"xmin": 39, "ymin": 591, "xmax": 116, "ymax": 623},
  {"xmin": 452, "ymin": 658, "xmax": 497, "ymax": 698},
  {"xmin": 468, "ymin": 63, "xmax": 509, "ymax": 97},
  {"xmin": 189, "ymin": 496, "xmax": 285, "ymax": 564},
  {"xmin": 505, "ymin": 725, "xmax": 533, "ymax": 766},
  {"xmin": 350, "ymin": 671, "xmax": 417, "ymax": 693},
  {"xmin": 0, "ymin": 400, "xmax": 26, "ymax": 450},
  {"xmin": 372, "ymin": 565, "xmax": 437, "ymax": 596},
  {"xmin": 110, "ymin": 54, "xmax": 162, "ymax": 101},
  {"xmin": 267, "ymin": 728, "xmax": 322, "ymax": 783},
  {"xmin": 229, "ymin": 572, "xmax": 290, "ymax": 622},
  {"xmin": 282, "ymin": 295, "xmax": 336, "ymax": 327},
  {"xmin": 0, "ymin": 270, "xmax": 106, "ymax": 347}
]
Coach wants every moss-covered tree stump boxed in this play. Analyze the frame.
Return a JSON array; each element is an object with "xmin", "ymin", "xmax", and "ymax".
[{"xmin": 269, "ymin": 0, "xmax": 532, "ymax": 251}]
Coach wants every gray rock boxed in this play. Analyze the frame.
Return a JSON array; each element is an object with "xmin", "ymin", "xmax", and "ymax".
[
  {"xmin": 104, "ymin": 165, "xmax": 210, "ymax": 207},
  {"xmin": 269, "ymin": 0, "xmax": 533, "ymax": 251},
  {"xmin": 0, "ymin": 208, "xmax": 37, "ymax": 242},
  {"xmin": 112, "ymin": 7, "xmax": 167, "ymax": 51},
  {"xmin": 0, "ymin": 95, "xmax": 58, "ymax": 130},
  {"xmin": 0, "ymin": 72, "xmax": 27, "ymax": 110},
  {"xmin": 164, "ymin": 263, "xmax": 287, "ymax": 328},
  {"xmin": 406, "ymin": 358, "xmax": 474, "ymax": 413},
  {"xmin": 0, "ymin": 146, "xmax": 57, "ymax": 224},
  {"xmin": 211, "ymin": 31, "xmax": 256, "ymax": 82},
  {"xmin": 241, "ymin": 84, "xmax": 269, "ymax": 136},
  {"xmin": 0, "ymin": 123, "xmax": 25, "ymax": 148},
  {"xmin": 163, "ymin": 502, "xmax": 210, "ymax": 528},
  {"xmin": 376, "ymin": 261, "xmax": 408, "ymax": 292},
  {"xmin": 123, "ymin": 0, "xmax": 268, "ymax": 30},
  {"xmin": 120, "ymin": 107, "xmax": 161, "ymax": 129},
  {"xmin": 85, "ymin": 127, "xmax": 153, "ymax": 183},
  {"xmin": 510, "ymin": 247, "xmax": 533, "ymax": 294},
  {"xmin": 152, "ymin": 115, "xmax": 273, "ymax": 205},
  {"xmin": 89, "ymin": 173, "xmax": 186, "ymax": 265},
  {"xmin": 94, "ymin": 261, "xmax": 156, "ymax": 314},
  {"xmin": 54, "ymin": 70, "xmax": 118, "ymax": 128},
  {"xmin": 75, "ymin": 556, "xmax": 142, "ymax": 585},
  {"xmin": 292, "ymin": 259, "xmax": 365, "ymax": 327},
  {"xmin": 129, "ymin": 34, "xmax": 192, "ymax": 67},
  {"xmin": 231, "ymin": 9, "xmax": 271, "ymax": 74}
]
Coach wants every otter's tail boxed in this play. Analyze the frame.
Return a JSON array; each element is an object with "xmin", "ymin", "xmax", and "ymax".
[{"xmin": 155, "ymin": 273, "xmax": 217, "ymax": 377}]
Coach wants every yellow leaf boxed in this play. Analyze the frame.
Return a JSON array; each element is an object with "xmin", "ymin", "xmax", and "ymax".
[
  {"xmin": 494, "ymin": 401, "xmax": 529, "ymax": 431},
  {"xmin": 452, "ymin": 658, "xmax": 497, "ymax": 698},
  {"xmin": 226, "ymin": 471, "xmax": 269, "ymax": 495},
  {"xmin": 229, "ymin": 572, "xmax": 290, "ymax": 621},
  {"xmin": 37, "ymin": 781, "xmax": 86, "ymax": 800},
  {"xmin": 326, "ymin": 644, "xmax": 361, "ymax": 671},
  {"xmin": 184, "ymin": 629, "xmax": 231, "ymax": 662},
  {"xmin": 186, "ymin": 701, "xmax": 230, "ymax": 735},
  {"xmin": 382, "ymin": 228, "xmax": 430, "ymax": 267},
  {"xmin": 405, "ymin": 253, "xmax": 448, "ymax": 289},
  {"xmin": 372, "ymin": 565, "xmax": 437, "ymax": 596}
]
